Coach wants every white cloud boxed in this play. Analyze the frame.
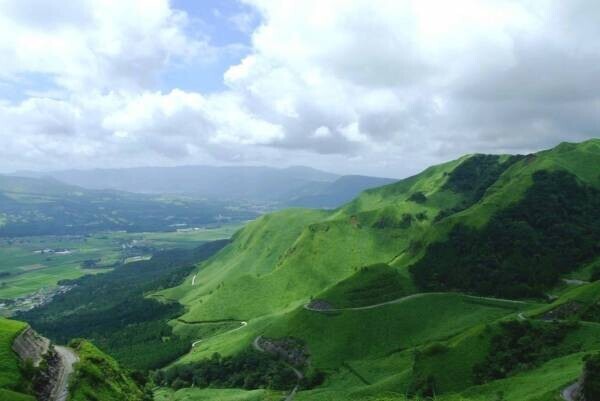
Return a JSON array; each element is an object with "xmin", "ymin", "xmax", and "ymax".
[
  {"xmin": 0, "ymin": 0, "xmax": 204, "ymax": 92},
  {"xmin": 1, "ymin": 0, "xmax": 600, "ymax": 177}
]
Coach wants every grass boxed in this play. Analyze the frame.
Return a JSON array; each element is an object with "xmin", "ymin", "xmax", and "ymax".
[
  {"xmin": 458, "ymin": 352, "xmax": 583, "ymax": 401},
  {"xmin": 0, "ymin": 318, "xmax": 34, "ymax": 401},
  {"xmin": 68, "ymin": 339, "xmax": 144, "ymax": 401},
  {"xmin": 154, "ymin": 387, "xmax": 277, "ymax": 401},
  {"xmin": 0, "ymin": 318, "xmax": 27, "ymax": 389},
  {"xmin": 316, "ymin": 263, "xmax": 416, "ymax": 308},
  {"xmin": 265, "ymin": 293, "xmax": 529, "ymax": 369}
]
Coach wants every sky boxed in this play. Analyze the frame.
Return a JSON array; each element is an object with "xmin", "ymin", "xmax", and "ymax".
[{"xmin": 0, "ymin": 0, "xmax": 598, "ymax": 178}]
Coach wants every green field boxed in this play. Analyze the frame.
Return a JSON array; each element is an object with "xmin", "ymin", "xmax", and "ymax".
[{"xmin": 0, "ymin": 222, "xmax": 245, "ymax": 300}]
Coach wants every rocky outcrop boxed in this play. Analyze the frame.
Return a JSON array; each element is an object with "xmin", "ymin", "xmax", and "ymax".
[
  {"xmin": 11, "ymin": 326, "xmax": 50, "ymax": 367},
  {"xmin": 10, "ymin": 326, "xmax": 78, "ymax": 401},
  {"xmin": 305, "ymin": 299, "xmax": 333, "ymax": 311},
  {"xmin": 33, "ymin": 347, "xmax": 62, "ymax": 401},
  {"xmin": 255, "ymin": 336, "xmax": 309, "ymax": 367}
]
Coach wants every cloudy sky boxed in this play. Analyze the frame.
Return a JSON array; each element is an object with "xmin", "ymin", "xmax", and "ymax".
[{"xmin": 0, "ymin": 0, "xmax": 598, "ymax": 178}]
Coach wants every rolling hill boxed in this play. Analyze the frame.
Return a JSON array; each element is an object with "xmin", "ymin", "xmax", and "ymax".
[{"xmin": 149, "ymin": 139, "xmax": 600, "ymax": 401}]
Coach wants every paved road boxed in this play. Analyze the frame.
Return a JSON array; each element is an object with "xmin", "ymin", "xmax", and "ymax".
[
  {"xmin": 563, "ymin": 278, "xmax": 589, "ymax": 286},
  {"xmin": 191, "ymin": 321, "xmax": 247, "ymax": 348},
  {"xmin": 561, "ymin": 382, "xmax": 580, "ymax": 401},
  {"xmin": 51, "ymin": 346, "xmax": 79, "ymax": 401}
]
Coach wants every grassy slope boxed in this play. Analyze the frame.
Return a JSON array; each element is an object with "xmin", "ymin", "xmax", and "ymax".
[
  {"xmin": 0, "ymin": 318, "xmax": 35, "ymax": 401},
  {"xmin": 160, "ymin": 157, "xmax": 466, "ymax": 324},
  {"xmin": 316, "ymin": 263, "xmax": 415, "ymax": 308},
  {"xmin": 68, "ymin": 339, "xmax": 144, "ymax": 401}
]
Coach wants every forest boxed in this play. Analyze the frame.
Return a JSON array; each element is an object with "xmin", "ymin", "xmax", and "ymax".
[{"xmin": 412, "ymin": 169, "xmax": 600, "ymax": 298}]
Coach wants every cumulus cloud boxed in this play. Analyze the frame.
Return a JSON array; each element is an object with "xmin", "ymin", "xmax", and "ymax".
[{"xmin": 0, "ymin": 0, "xmax": 599, "ymax": 176}]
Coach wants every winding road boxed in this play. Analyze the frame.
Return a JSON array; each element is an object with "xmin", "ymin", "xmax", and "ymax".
[
  {"xmin": 304, "ymin": 292, "xmax": 587, "ymax": 400},
  {"xmin": 51, "ymin": 346, "xmax": 79, "ymax": 401},
  {"xmin": 191, "ymin": 321, "xmax": 247, "ymax": 348},
  {"xmin": 303, "ymin": 292, "xmax": 527, "ymax": 313}
]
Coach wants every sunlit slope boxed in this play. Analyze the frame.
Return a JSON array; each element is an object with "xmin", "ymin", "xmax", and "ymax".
[
  {"xmin": 161, "ymin": 157, "xmax": 471, "ymax": 321},
  {"xmin": 165, "ymin": 139, "xmax": 600, "ymax": 321},
  {"xmin": 0, "ymin": 318, "xmax": 34, "ymax": 401}
]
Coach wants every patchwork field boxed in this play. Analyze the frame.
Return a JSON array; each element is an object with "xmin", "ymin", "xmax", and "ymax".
[{"xmin": 0, "ymin": 222, "xmax": 245, "ymax": 301}]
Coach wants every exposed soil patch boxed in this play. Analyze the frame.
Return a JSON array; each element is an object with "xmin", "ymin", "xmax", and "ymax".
[
  {"xmin": 542, "ymin": 301, "xmax": 584, "ymax": 321},
  {"xmin": 305, "ymin": 299, "xmax": 334, "ymax": 311}
]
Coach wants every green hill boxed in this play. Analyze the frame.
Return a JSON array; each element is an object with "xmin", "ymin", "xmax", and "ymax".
[
  {"xmin": 67, "ymin": 339, "xmax": 146, "ymax": 401},
  {"xmin": 0, "ymin": 318, "xmax": 34, "ymax": 401},
  {"xmin": 0, "ymin": 317, "xmax": 146, "ymax": 401},
  {"xmin": 148, "ymin": 139, "xmax": 600, "ymax": 401}
]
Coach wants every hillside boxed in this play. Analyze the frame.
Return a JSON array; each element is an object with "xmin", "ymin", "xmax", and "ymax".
[
  {"xmin": 0, "ymin": 318, "xmax": 34, "ymax": 401},
  {"xmin": 148, "ymin": 139, "xmax": 600, "ymax": 401},
  {"xmin": 0, "ymin": 175, "xmax": 256, "ymax": 236},
  {"xmin": 15, "ymin": 165, "xmax": 395, "ymax": 208},
  {"xmin": 0, "ymin": 317, "xmax": 145, "ymax": 401}
]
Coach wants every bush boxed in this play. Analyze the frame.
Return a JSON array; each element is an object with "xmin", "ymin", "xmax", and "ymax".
[
  {"xmin": 582, "ymin": 353, "xmax": 600, "ymax": 400},
  {"xmin": 473, "ymin": 320, "xmax": 573, "ymax": 383}
]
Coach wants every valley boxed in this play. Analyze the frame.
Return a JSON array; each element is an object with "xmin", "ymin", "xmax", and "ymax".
[{"xmin": 0, "ymin": 224, "xmax": 243, "ymax": 314}]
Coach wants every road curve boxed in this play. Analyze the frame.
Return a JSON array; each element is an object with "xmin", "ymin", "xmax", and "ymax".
[
  {"xmin": 191, "ymin": 321, "xmax": 247, "ymax": 348},
  {"xmin": 51, "ymin": 346, "xmax": 79, "ymax": 401},
  {"xmin": 561, "ymin": 382, "xmax": 580, "ymax": 401}
]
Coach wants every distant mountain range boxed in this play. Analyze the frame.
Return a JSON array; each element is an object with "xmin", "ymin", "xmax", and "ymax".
[
  {"xmin": 0, "ymin": 175, "xmax": 257, "ymax": 236},
  {"xmin": 15, "ymin": 165, "xmax": 396, "ymax": 208}
]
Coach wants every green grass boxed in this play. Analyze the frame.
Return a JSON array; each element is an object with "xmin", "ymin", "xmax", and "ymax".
[
  {"xmin": 154, "ymin": 387, "xmax": 277, "ymax": 401},
  {"xmin": 68, "ymin": 339, "xmax": 144, "ymax": 401},
  {"xmin": 458, "ymin": 352, "xmax": 583, "ymax": 401},
  {"xmin": 316, "ymin": 263, "xmax": 415, "ymax": 308},
  {"xmin": 0, "ymin": 318, "xmax": 34, "ymax": 401},
  {"xmin": 0, "ymin": 318, "xmax": 27, "ymax": 389},
  {"xmin": 264, "ymin": 293, "xmax": 529, "ymax": 370}
]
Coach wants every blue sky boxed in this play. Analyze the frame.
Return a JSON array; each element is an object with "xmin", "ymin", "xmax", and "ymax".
[{"xmin": 162, "ymin": 0, "xmax": 258, "ymax": 93}]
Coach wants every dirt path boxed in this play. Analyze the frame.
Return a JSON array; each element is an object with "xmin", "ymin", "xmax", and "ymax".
[
  {"xmin": 191, "ymin": 321, "xmax": 247, "ymax": 348},
  {"xmin": 304, "ymin": 292, "xmax": 527, "ymax": 313},
  {"xmin": 252, "ymin": 336, "xmax": 303, "ymax": 401},
  {"xmin": 51, "ymin": 346, "xmax": 79, "ymax": 401}
]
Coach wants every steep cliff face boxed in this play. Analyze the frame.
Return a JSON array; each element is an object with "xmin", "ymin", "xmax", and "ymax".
[
  {"xmin": 8, "ymin": 325, "xmax": 78, "ymax": 401},
  {"xmin": 11, "ymin": 326, "xmax": 50, "ymax": 367}
]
